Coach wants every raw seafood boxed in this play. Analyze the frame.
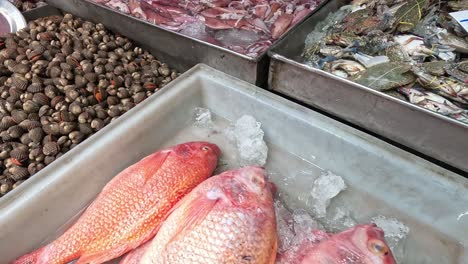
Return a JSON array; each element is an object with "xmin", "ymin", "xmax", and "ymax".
[
  {"xmin": 12, "ymin": 141, "xmax": 221, "ymax": 264},
  {"xmin": 139, "ymin": 166, "xmax": 277, "ymax": 264},
  {"xmin": 277, "ymin": 224, "xmax": 396, "ymax": 264},
  {"xmin": 302, "ymin": 0, "xmax": 468, "ymax": 124},
  {"xmin": 93, "ymin": 0, "xmax": 324, "ymax": 57},
  {"xmin": 0, "ymin": 14, "xmax": 179, "ymax": 197}
]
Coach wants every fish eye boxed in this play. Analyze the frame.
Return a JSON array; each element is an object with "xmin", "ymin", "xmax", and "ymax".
[
  {"xmin": 202, "ymin": 146, "xmax": 210, "ymax": 151},
  {"xmin": 368, "ymin": 239, "xmax": 389, "ymax": 256}
]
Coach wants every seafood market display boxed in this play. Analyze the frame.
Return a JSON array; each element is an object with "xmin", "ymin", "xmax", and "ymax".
[
  {"xmin": 10, "ymin": 108, "xmax": 406, "ymax": 264},
  {"xmin": 13, "ymin": 141, "xmax": 221, "ymax": 264},
  {"xmin": 8, "ymin": 0, "xmax": 46, "ymax": 12},
  {"xmin": 93, "ymin": 0, "xmax": 324, "ymax": 57},
  {"xmin": 0, "ymin": 14, "xmax": 179, "ymax": 197},
  {"xmin": 302, "ymin": 0, "xmax": 468, "ymax": 124}
]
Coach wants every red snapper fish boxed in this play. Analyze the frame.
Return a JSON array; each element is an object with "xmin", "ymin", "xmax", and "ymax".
[
  {"xmin": 13, "ymin": 141, "xmax": 221, "ymax": 264},
  {"xmin": 135, "ymin": 166, "xmax": 277, "ymax": 264},
  {"xmin": 277, "ymin": 224, "xmax": 396, "ymax": 264}
]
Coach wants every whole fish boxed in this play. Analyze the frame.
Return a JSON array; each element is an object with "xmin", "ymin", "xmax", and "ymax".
[
  {"xmin": 13, "ymin": 141, "xmax": 221, "ymax": 264},
  {"xmin": 277, "ymin": 224, "xmax": 396, "ymax": 264},
  {"xmin": 139, "ymin": 166, "xmax": 277, "ymax": 264}
]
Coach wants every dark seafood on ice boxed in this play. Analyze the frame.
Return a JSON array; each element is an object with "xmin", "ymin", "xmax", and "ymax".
[
  {"xmin": 0, "ymin": 14, "xmax": 179, "ymax": 197},
  {"xmin": 93, "ymin": 0, "xmax": 324, "ymax": 57},
  {"xmin": 13, "ymin": 142, "xmax": 221, "ymax": 264},
  {"xmin": 302, "ymin": 0, "xmax": 468, "ymax": 124}
]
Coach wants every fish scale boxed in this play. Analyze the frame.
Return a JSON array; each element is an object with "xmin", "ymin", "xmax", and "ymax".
[
  {"xmin": 137, "ymin": 166, "xmax": 277, "ymax": 264},
  {"xmin": 12, "ymin": 142, "xmax": 220, "ymax": 264}
]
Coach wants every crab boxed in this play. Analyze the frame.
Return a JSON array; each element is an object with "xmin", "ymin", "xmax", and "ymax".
[{"xmin": 350, "ymin": 62, "xmax": 415, "ymax": 91}]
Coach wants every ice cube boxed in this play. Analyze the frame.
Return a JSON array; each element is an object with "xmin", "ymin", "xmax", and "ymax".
[
  {"xmin": 193, "ymin": 107, "xmax": 213, "ymax": 128},
  {"xmin": 371, "ymin": 215, "xmax": 410, "ymax": 262},
  {"xmin": 275, "ymin": 200, "xmax": 295, "ymax": 253},
  {"xmin": 215, "ymin": 29, "xmax": 260, "ymax": 47},
  {"xmin": 323, "ymin": 206, "xmax": 357, "ymax": 232},
  {"xmin": 224, "ymin": 115, "xmax": 268, "ymax": 166},
  {"xmin": 180, "ymin": 21, "xmax": 208, "ymax": 39},
  {"xmin": 309, "ymin": 171, "xmax": 346, "ymax": 218},
  {"xmin": 291, "ymin": 209, "xmax": 323, "ymax": 245}
]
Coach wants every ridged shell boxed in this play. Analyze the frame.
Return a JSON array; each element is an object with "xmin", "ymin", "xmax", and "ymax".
[
  {"xmin": 0, "ymin": 116, "xmax": 16, "ymax": 130},
  {"xmin": 27, "ymin": 82, "xmax": 44, "ymax": 93},
  {"xmin": 15, "ymin": 54, "xmax": 27, "ymax": 63},
  {"xmin": 27, "ymin": 47, "xmax": 45, "ymax": 61},
  {"xmin": 43, "ymin": 141, "xmax": 60, "ymax": 156},
  {"xmin": 11, "ymin": 110, "xmax": 27, "ymax": 123},
  {"xmin": 29, "ymin": 127, "xmax": 44, "ymax": 143},
  {"xmin": 66, "ymin": 56, "xmax": 81, "ymax": 68},
  {"xmin": 7, "ymin": 125, "xmax": 24, "ymax": 138},
  {"xmin": 42, "ymin": 123, "xmax": 60, "ymax": 135},
  {"xmin": 48, "ymin": 66, "xmax": 61, "ymax": 78},
  {"xmin": 20, "ymin": 133, "xmax": 32, "ymax": 145},
  {"xmin": 11, "ymin": 63, "xmax": 30, "ymax": 74},
  {"xmin": 9, "ymin": 147, "xmax": 28, "ymax": 162},
  {"xmin": 7, "ymin": 60, "xmax": 18, "ymax": 71},
  {"xmin": 31, "ymin": 75, "xmax": 43, "ymax": 84},
  {"xmin": 32, "ymin": 93, "xmax": 50, "ymax": 106},
  {"xmin": 44, "ymin": 155, "xmax": 55, "ymax": 165},
  {"xmin": 51, "ymin": 96, "xmax": 64, "ymax": 108},
  {"xmin": 60, "ymin": 62, "xmax": 72, "ymax": 71},
  {"xmin": 9, "ymin": 166, "xmax": 29, "ymax": 181},
  {"xmin": 43, "ymin": 78, "xmax": 54, "ymax": 86},
  {"xmin": 19, "ymin": 120, "xmax": 41, "ymax": 131},
  {"xmin": 8, "ymin": 87, "xmax": 21, "ymax": 101},
  {"xmin": 23, "ymin": 100, "xmax": 40, "ymax": 113},
  {"xmin": 0, "ymin": 131, "xmax": 12, "ymax": 142},
  {"xmin": 79, "ymin": 123, "xmax": 93, "ymax": 135},
  {"xmin": 28, "ymin": 113, "xmax": 40, "ymax": 121},
  {"xmin": 84, "ymin": 72, "xmax": 97, "ymax": 83},
  {"xmin": 11, "ymin": 75, "xmax": 28, "ymax": 91}
]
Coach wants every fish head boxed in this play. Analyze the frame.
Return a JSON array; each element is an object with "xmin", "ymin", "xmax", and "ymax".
[
  {"xmin": 221, "ymin": 166, "xmax": 274, "ymax": 207},
  {"xmin": 172, "ymin": 141, "xmax": 221, "ymax": 165},
  {"xmin": 348, "ymin": 224, "xmax": 396, "ymax": 264}
]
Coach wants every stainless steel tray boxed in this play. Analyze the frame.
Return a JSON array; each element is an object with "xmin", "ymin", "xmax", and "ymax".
[
  {"xmin": 268, "ymin": 0, "xmax": 468, "ymax": 174},
  {"xmin": 45, "ymin": 0, "xmax": 327, "ymax": 87},
  {"xmin": 0, "ymin": 64, "xmax": 466, "ymax": 263}
]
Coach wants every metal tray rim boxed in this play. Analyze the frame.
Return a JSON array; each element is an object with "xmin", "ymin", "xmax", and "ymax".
[{"xmin": 268, "ymin": 51, "xmax": 468, "ymax": 130}]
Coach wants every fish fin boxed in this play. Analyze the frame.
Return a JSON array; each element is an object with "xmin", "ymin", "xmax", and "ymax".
[
  {"xmin": 166, "ymin": 190, "xmax": 222, "ymax": 245},
  {"xmin": 135, "ymin": 150, "xmax": 171, "ymax": 184},
  {"xmin": 118, "ymin": 240, "xmax": 152, "ymax": 264},
  {"xmin": 10, "ymin": 247, "xmax": 45, "ymax": 264},
  {"xmin": 76, "ymin": 223, "xmax": 162, "ymax": 264},
  {"xmin": 76, "ymin": 244, "xmax": 131, "ymax": 264}
]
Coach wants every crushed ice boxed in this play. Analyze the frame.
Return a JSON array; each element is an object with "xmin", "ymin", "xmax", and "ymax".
[
  {"xmin": 224, "ymin": 115, "xmax": 268, "ymax": 166},
  {"xmin": 193, "ymin": 107, "xmax": 214, "ymax": 128},
  {"xmin": 309, "ymin": 171, "xmax": 347, "ymax": 218},
  {"xmin": 372, "ymin": 215, "xmax": 410, "ymax": 262}
]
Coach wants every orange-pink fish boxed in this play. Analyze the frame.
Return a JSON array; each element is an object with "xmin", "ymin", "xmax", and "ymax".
[
  {"xmin": 13, "ymin": 141, "xmax": 221, "ymax": 264},
  {"xmin": 277, "ymin": 224, "xmax": 396, "ymax": 264},
  {"xmin": 135, "ymin": 166, "xmax": 277, "ymax": 264}
]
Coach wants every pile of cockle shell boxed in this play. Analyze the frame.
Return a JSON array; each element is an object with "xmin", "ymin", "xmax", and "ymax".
[
  {"xmin": 8, "ymin": 0, "xmax": 46, "ymax": 12},
  {"xmin": 302, "ymin": 0, "xmax": 468, "ymax": 124},
  {"xmin": 0, "ymin": 14, "xmax": 178, "ymax": 197}
]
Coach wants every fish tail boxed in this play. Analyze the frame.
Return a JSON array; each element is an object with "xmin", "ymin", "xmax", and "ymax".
[{"xmin": 10, "ymin": 247, "xmax": 45, "ymax": 264}]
